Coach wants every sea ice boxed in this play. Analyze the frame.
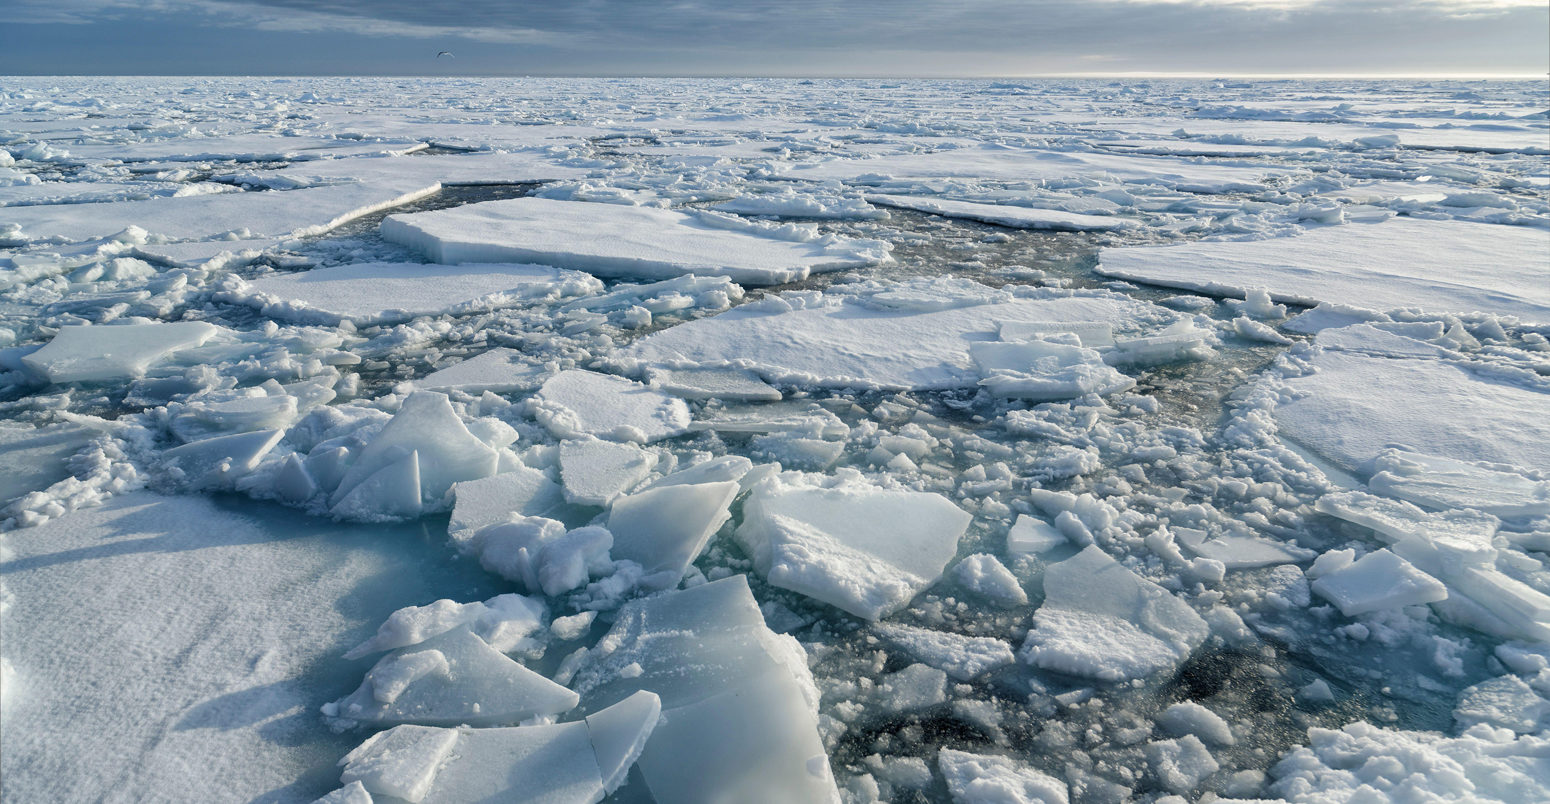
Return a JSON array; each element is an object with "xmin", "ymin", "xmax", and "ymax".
[
  {"xmin": 343, "ymin": 594, "xmax": 547, "ymax": 659},
  {"xmin": 380, "ymin": 197, "xmax": 890, "ymax": 286},
  {"xmin": 646, "ymin": 366, "xmax": 783, "ymax": 401},
  {"xmin": 625, "ymin": 285, "xmax": 1167, "ymax": 391},
  {"xmin": 1309, "ymin": 549, "xmax": 1449, "ymax": 616},
  {"xmin": 1019, "ymin": 546, "xmax": 1209, "ymax": 681},
  {"xmin": 333, "ymin": 690, "xmax": 659, "ymax": 804},
  {"xmin": 607, "ymin": 480, "xmax": 740, "ymax": 590},
  {"xmin": 326, "ymin": 626, "xmax": 579, "ymax": 728},
  {"xmin": 1368, "ymin": 449, "xmax": 1550, "ymax": 518},
  {"xmin": 869, "ymin": 194, "xmax": 1128, "ymax": 230},
  {"xmin": 1097, "ymin": 219, "xmax": 1550, "ymax": 324},
  {"xmin": 569, "ymin": 575, "xmax": 840, "ymax": 803},
  {"xmin": 1272, "ymin": 349, "xmax": 1550, "ymax": 472},
  {"xmin": 227, "ymin": 262, "xmax": 600, "ymax": 326},
  {"xmin": 533, "ymin": 370, "xmax": 690, "ymax": 443},
  {"xmin": 413, "ymin": 348, "xmax": 548, "ymax": 395},
  {"xmin": 970, "ymin": 337, "xmax": 1135, "ymax": 400},
  {"xmin": 938, "ymin": 748, "xmax": 1069, "ymax": 804},
  {"xmin": 871, "ymin": 623, "xmax": 1017, "ymax": 681},
  {"xmin": 1006, "ymin": 514, "xmax": 1069, "ymax": 555},
  {"xmin": 23, "ymin": 321, "xmax": 219, "ymax": 384},
  {"xmin": 735, "ymin": 473, "xmax": 972, "ymax": 620},
  {"xmin": 329, "ymin": 391, "xmax": 499, "ymax": 513},
  {"xmin": 447, "ymin": 468, "xmax": 565, "ymax": 544},
  {"xmin": 557, "ymin": 439, "xmax": 656, "ymax": 506}
]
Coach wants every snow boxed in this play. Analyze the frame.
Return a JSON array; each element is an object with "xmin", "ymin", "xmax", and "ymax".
[
  {"xmin": 1147, "ymin": 734, "xmax": 1220, "ymax": 794},
  {"xmin": 1019, "ymin": 546, "xmax": 1209, "ymax": 681},
  {"xmin": 1158, "ymin": 702, "xmax": 1236, "ymax": 747},
  {"xmin": 735, "ymin": 473, "xmax": 972, "ymax": 620},
  {"xmin": 228, "ymin": 262, "xmax": 600, "ymax": 326},
  {"xmin": 868, "ymin": 194, "xmax": 1129, "ymax": 231},
  {"xmin": 23, "ymin": 321, "xmax": 219, "ymax": 384},
  {"xmin": 532, "ymin": 370, "xmax": 690, "ymax": 443},
  {"xmin": 381, "ymin": 197, "xmax": 891, "ymax": 286},
  {"xmin": 1097, "ymin": 220, "xmax": 1550, "ymax": 324}
]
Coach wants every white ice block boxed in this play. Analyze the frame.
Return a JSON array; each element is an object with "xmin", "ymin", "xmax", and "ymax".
[
  {"xmin": 1019, "ymin": 545, "xmax": 1208, "ymax": 681},
  {"xmin": 557, "ymin": 439, "xmax": 656, "ymax": 507},
  {"xmin": 533, "ymin": 370, "xmax": 690, "ymax": 444},
  {"xmin": 1310, "ymin": 549, "xmax": 1449, "ymax": 616},
  {"xmin": 938, "ymin": 748, "xmax": 1069, "ymax": 804},
  {"xmin": 161, "ymin": 428, "xmax": 284, "ymax": 489},
  {"xmin": 735, "ymin": 474, "xmax": 972, "ymax": 620},
  {"xmin": 970, "ymin": 338, "xmax": 1135, "ymax": 400},
  {"xmin": 869, "ymin": 193, "xmax": 1128, "ymax": 231},
  {"xmin": 328, "ymin": 627, "xmax": 578, "ymax": 728},
  {"xmin": 381, "ymin": 197, "xmax": 889, "ymax": 286},
  {"xmin": 331, "ymin": 391, "xmax": 500, "ymax": 510},
  {"xmin": 23, "ymin": 321, "xmax": 219, "ymax": 384},
  {"xmin": 608, "ymin": 480, "xmax": 740, "ymax": 590},
  {"xmin": 872, "ymin": 623, "xmax": 1017, "ymax": 681}
]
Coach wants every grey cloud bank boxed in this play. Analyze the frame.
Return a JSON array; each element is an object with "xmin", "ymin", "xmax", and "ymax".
[{"xmin": 2, "ymin": 0, "xmax": 1547, "ymax": 76}]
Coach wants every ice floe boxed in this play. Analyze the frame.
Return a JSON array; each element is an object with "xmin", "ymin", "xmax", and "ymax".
[
  {"xmin": 869, "ymin": 194, "xmax": 1129, "ymax": 231},
  {"xmin": 736, "ymin": 472, "xmax": 971, "ymax": 620},
  {"xmin": 381, "ymin": 197, "xmax": 891, "ymax": 286},
  {"xmin": 532, "ymin": 370, "xmax": 690, "ymax": 443}
]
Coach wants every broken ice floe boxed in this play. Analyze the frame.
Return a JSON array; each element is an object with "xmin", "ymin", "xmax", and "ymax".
[
  {"xmin": 23, "ymin": 321, "xmax": 219, "ymax": 384},
  {"xmin": 380, "ymin": 196, "xmax": 891, "ymax": 286},
  {"xmin": 330, "ymin": 690, "xmax": 659, "ymax": 803},
  {"xmin": 868, "ymin": 193, "xmax": 1129, "ymax": 231},
  {"xmin": 223, "ymin": 262, "xmax": 601, "ymax": 326},
  {"xmin": 736, "ymin": 472, "xmax": 971, "ymax": 620},
  {"xmin": 1097, "ymin": 219, "xmax": 1550, "ymax": 324},
  {"xmin": 624, "ymin": 281, "xmax": 1198, "ymax": 392},
  {"xmin": 532, "ymin": 370, "xmax": 690, "ymax": 443},
  {"xmin": 569, "ymin": 575, "xmax": 840, "ymax": 802},
  {"xmin": 1019, "ymin": 545, "xmax": 1208, "ymax": 681}
]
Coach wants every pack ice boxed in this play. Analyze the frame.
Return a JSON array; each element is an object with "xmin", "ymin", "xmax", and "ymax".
[{"xmin": 380, "ymin": 197, "xmax": 891, "ymax": 285}]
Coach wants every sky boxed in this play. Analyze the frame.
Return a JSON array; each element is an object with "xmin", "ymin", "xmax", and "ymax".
[{"xmin": 2, "ymin": 0, "xmax": 1547, "ymax": 77}]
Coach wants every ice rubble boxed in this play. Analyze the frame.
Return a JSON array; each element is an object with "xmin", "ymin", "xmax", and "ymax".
[
  {"xmin": 569, "ymin": 575, "xmax": 840, "ymax": 802},
  {"xmin": 1097, "ymin": 219, "xmax": 1550, "ymax": 324},
  {"xmin": 380, "ymin": 197, "xmax": 891, "ymax": 286},
  {"xmin": 1019, "ymin": 546, "xmax": 1209, "ymax": 681},
  {"xmin": 937, "ymin": 749, "xmax": 1069, "ymax": 804},
  {"xmin": 532, "ymin": 370, "xmax": 690, "ymax": 443},
  {"xmin": 332, "ymin": 690, "xmax": 660, "ymax": 804},
  {"xmin": 1368, "ymin": 449, "xmax": 1550, "ymax": 519},
  {"xmin": 22, "ymin": 320, "xmax": 219, "ymax": 384},
  {"xmin": 736, "ymin": 473, "xmax": 972, "ymax": 620},
  {"xmin": 225, "ymin": 262, "xmax": 601, "ymax": 326},
  {"xmin": 868, "ymin": 194, "xmax": 1128, "ymax": 231},
  {"xmin": 624, "ymin": 282, "xmax": 1193, "ymax": 391}
]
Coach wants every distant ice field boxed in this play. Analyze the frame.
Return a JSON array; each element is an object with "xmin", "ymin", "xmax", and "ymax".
[{"xmin": 2, "ymin": 77, "xmax": 1549, "ymax": 804}]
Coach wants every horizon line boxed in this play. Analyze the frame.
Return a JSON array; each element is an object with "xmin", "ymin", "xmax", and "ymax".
[{"xmin": 3, "ymin": 71, "xmax": 1547, "ymax": 81}]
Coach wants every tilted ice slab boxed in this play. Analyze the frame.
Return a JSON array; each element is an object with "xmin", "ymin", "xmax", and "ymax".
[
  {"xmin": 569, "ymin": 575, "xmax": 841, "ymax": 803},
  {"xmin": 329, "ymin": 391, "xmax": 500, "ymax": 518},
  {"xmin": 868, "ymin": 194, "xmax": 1128, "ymax": 231},
  {"xmin": 1019, "ymin": 546, "xmax": 1208, "ymax": 682},
  {"xmin": 533, "ymin": 370, "xmax": 690, "ymax": 443},
  {"xmin": 226, "ymin": 262, "xmax": 601, "ymax": 326},
  {"xmin": 1272, "ymin": 349, "xmax": 1550, "ymax": 473},
  {"xmin": 2, "ymin": 181, "xmax": 440, "ymax": 243},
  {"xmin": 735, "ymin": 473, "xmax": 972, "ymax": 620},
  {"xmin": 623, "ymin": 287, "xmax": 1167, "ymax": 391},
  {"xmin": 332, "ymin": 690, "xmax": 660, "ymax": 804},
  {"xmin": 22, "ymin": 321, "xmax": 220, "ymax": 384},
  {"xmin": 380, "ymin": 197, "xmax": 890, "ymax": 286},
  {"xmin": 326, "ymin": 626, "xmax": 579, "ymax": 729},
  {"xmin": 608, "ymin": 479, "xmax": 740, "ymax": 590},
  {"xmin": 1096, "ymin": 219, "xmax": 1550, "ymax": 324}
]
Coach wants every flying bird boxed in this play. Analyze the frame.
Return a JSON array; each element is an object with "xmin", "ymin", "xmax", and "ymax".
[{"xmin": 437, "ymin": 51, "xmax": 454, "ymax": 58}]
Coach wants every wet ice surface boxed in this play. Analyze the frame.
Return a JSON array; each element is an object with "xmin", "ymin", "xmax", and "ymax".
[{"xmin": 2, "ymin": 77, "xmax": 1549, "ymax": 803}]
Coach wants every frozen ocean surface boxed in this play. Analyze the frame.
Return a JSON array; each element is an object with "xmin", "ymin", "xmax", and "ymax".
[{"xmin": 2, "ymin": 76, "xmax": 1549, "ymax": 804}]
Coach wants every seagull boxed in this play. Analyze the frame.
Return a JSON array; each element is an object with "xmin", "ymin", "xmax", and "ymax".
[{"xmin": 437, "ymin": 51, "xmax": 454, "ymax": 58}]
